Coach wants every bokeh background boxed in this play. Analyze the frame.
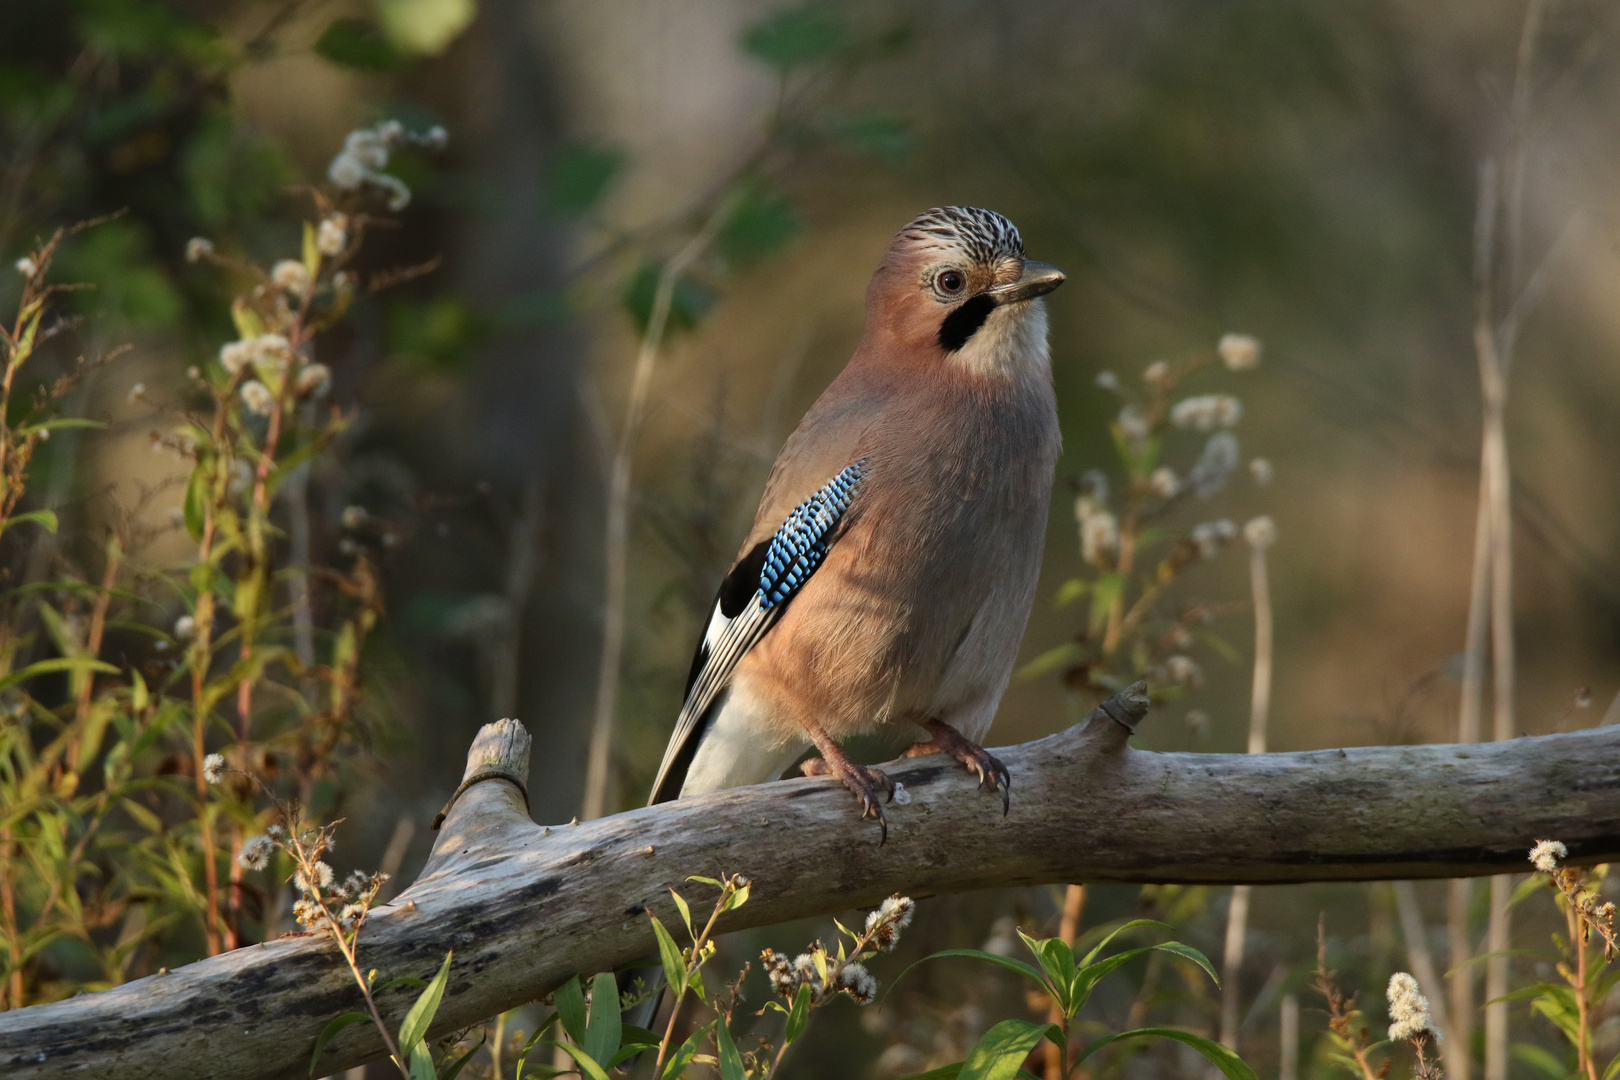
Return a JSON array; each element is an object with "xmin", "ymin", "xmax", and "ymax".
[{"xmin": 3, "ymin": 0, "xmax": 1619, "ymax": 1075}]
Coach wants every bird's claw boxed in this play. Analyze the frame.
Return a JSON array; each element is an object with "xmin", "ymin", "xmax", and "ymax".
[
  {"xmin": 910, "ymin": 722, "xmax": 1013, "ymax": 815},
  {"xmin": 802, "ymin": 757, "xmax": 894, "ymax": 842}
]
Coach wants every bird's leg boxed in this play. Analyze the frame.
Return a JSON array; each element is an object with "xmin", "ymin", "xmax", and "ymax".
[
  {"xmin": 797, "ymin": 717, "xmax": 895, "ymax": 841},
  {"xmin": 904, "ymin": 718, "xmax": 1012, "ymax": 814}
]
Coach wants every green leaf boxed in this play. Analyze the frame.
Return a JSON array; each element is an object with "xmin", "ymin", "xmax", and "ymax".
[
  {"xmin": 723, "ymin": 881, "xmax": 751, "ymax": 911},
  {"xmin": 0, "ymin": 656, "xmax": 120, "ymax": 693},
  {"xmin": 783, "ymin": 982, "xmax": 813, "ymax": 1045},
  {"xmin": 183, "ymin": 463, "xmax": 208, "ymax": 541},
  {"xmin": 958, "ymin": 1019, "xmax": 1061, "ymax": 1080},
  {"xmin": 1512, "ymin": 1041, "xmax": 1573, "ymax": 1080},
  {"xmin": 1015, "ymin": 641, "xmax": 1083, "ymax": 682},
  {"xmin": 308, "ymin": 1011, "xmax": 370, "ymax": 1075},
  {"xmin": 1018, "ymin": 931, "xmax": 1077, "ymax": 1012},
  {"xmin": 1146, "ymin": 941, "xmax": 1219, "ymax": 983},
  {"xmin": 1603, "ymin": 1048, "xmax": 1620, "ymax": 1080},
  {"xmin": 552, "ymin": 975, "xmax": 587, "ymax": 1045},
  {"xmin": 3, "ymin": 509, "xmax": 57, "ymax": 535},
  {"xmin": 583, "ymin": 972, "xmax": 621, "ymax": 1068},
  {"xmin": 1053, "ymin": 579, "xmax": 1088, "ymax": 608},
  {"xmin": 545, "ymin": 144, "xmax": 625, "ymax": 215},
  {"xmin": 651, "ymin": 915, "xmax": 689, "ymax": 999},
  {"xmin": 828, "ymin": 113, "xmax": 912, "ymax": 165},
  {"xmin": 1088, "ymin": 573, "xmax": 1125, "ymax": 633},
  {"xmin": 620, "ymin": 1024, "xmax": 661, "ymax": 1047},
  {"xmin": 376, "ymin": 0, "xmax": 476, "ymax": 56},
  {"xmin": 717, "ymin": 187, "xmax": 800, "ymax": 268},
  {"xmin": 1076, "ymin": 919, "xmax": 1174, "ymax": 966},
  {"xmin": 302, "ymin": 221, "xmax": 321, "ymax": 278},
  {"xmin": 409, "ymin": 1041, "xmax": 436, "ymax": 1080},
  {"xmin": 622, "ymin": 264, "xmax": 715, "ymax": 336},
  {"xmin": 896, "ymin": 1066, "xmax": 964, "ymax": 1080},
  {"xmin": 439, "ymin": 1034, "xmax": 484, "ymax": 1079},
  {"xmin": 316, "ymin": 17, "xmax": 406, "ymax": 72},
  {"xmin": 671, "ymin": 889, "xmax": 694, "ymax": 937},
  {"xmin": 892, "ymin": 949, "xmax": 1051, "ymax": 1004},
  {"xmin": 715, "ymin": 1016, "xmax": 746, "ymax": 1080},
  {"xmin": 743, "ymin": 5, "xmax": 843, "ymax": 70},
  {"xmin": 17, "ymin": 417, "xmax": 106, "ymax": 437},
  {"xmin": 1078, "ymin": 1028, "xmax": 1258, "ymax": 1080},
  {"xmin": 1508, "ymin": 873, "xmax": 1550, "ymax": 911},
  {"xmin": 545, "ymin": 1042, "xmax": 611, "ymax": 1080},
  {"xmin": 1067, "ymin": 943, "xmax": 1216, "ymax": 1018},
  {"xmin": 398, "ymin": 951, "xmax": 453, "ymax": 1055},
  {"xmin": 661, "ymin": 1021, "xmax": 715, "ymax": 1080}
]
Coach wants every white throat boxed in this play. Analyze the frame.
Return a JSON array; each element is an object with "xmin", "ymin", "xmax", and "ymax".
[{"xmin": 950, "ymin": 299, "xmax": 1051, "ymax": 383}]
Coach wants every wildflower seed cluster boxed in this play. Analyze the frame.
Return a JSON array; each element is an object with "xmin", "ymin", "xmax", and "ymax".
[
  {"xmin": 761, "ymin": 893, "xmax": 914, "ymax": 1008},
  {"xmin": 1044, "ymin": 333, "xmax": 1272, "ymax": 705}
]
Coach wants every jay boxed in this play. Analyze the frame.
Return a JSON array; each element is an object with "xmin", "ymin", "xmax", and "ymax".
[{"xmin": 648, "ymin": 206, "xmax": 1063, "ymax": 837}]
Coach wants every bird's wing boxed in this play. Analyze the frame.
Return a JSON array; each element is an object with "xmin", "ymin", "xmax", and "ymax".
[{"xmin": 647, "ymin": 460, "xmax": 867, "ymax": 804}]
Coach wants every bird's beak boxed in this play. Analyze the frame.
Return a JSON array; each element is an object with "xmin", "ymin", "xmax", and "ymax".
[{"xmin": 986, "ymin": 260, "xmax": 1065, "ymax": 305}]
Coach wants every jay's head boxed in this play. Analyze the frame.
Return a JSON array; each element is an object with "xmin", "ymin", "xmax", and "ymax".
[{"xmin": 865, "ymin": 206, "xmax": 1064, "ymax": 375}]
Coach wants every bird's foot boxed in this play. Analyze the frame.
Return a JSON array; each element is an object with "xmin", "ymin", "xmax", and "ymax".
[
  {"xmin": 904, "ymin": 719, "xmax": 1011, "ymax": 814},
  {"xmin": 801, "ymin": 753, "xmax": 896, "ymax": 842}
]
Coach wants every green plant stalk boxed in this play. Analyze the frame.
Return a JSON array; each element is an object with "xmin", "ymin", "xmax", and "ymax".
[
  {"xmin": 653, "ymin": 879, "xmax": 736, "ymax": 1077},
  {"xmin": 190, "ymin": 386, "xmax": 237, "ymax": 957}
]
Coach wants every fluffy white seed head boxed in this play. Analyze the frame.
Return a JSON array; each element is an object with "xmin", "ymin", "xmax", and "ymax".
[
  {"xmin": 1171, "ymin": 394, "xmax": 1243, "ymax": 432},
  {"xmin": 1218, "ymin": 333, "xmax": 1262, "ymax": 370},
  {"xmin": 271, "ymin": 260, "xmax": 310, "ymax": 296},
  {"xmin": 238, "ymin": 835, "xmax": 274, "ymax": 871},
  {"xmin": 1530, "ymin": 839, "xmax": 1567, "ymax": 873},
  {"xmin": 839, "ymin": 962, "xmax": 879, "ymax": 1004},
  {"xmin": 240, "ymin": 380, "xmax": 275, "ymax": 416},
  {"xmin": 317, "ymin": 217, "xmax": 347, "ymax": 257},
  {"xmin": 295, "ymin": 363, "xmax": 332, "ymax": 399},
  {"xmin": 1244, "ymin": 515, "xmax": 1277, "ymax": 549},
  {"xmin": 1386, "ymin": 972, "xmax": 1436, "ymax": 1042},
  {"xmin": 201, "ymin": 753, "xmax": 225, "ymax": 785}
]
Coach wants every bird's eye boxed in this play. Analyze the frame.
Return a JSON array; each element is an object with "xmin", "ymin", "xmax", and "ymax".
[{"xmin": 936, "ymin": 270, "xmax": 966, "ymax": 295}]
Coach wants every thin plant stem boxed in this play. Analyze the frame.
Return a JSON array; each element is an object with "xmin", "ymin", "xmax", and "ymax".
[
  {"xmin": 1219, "ymin": 531, "xmax": 1275, "ymax": 1052},
  {"xmin": 653, "ymin": 878, "xmax": 738, "ymax": 1077},
  {"xmin": 0, "ymin": 823, "xmax": 18, "ymax": 1010},
  {"xmin": 1279, "ymin": 993, "xmax": 1299, "ymax": 1080},
  {"xmin": 190, "ymin": 385, "xmax": 235, "ymax": 957},
  {"xmin": 1044, "ymin": 884, "xmax": 1086, "ymax": 1080},
  {"xmin": 582, "ymin": 198, "xmax": 735, "ymax": 821}
]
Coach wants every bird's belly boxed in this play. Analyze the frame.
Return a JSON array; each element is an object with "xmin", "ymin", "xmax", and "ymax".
[{"xmin": 679, "ymin": 688, "xmax": 809, "ymax": 797}]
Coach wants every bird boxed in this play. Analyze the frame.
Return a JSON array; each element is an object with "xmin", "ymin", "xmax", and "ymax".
[{"xmin": 647, "ymin": 205, "xmax": 1064, "ymax": 838}]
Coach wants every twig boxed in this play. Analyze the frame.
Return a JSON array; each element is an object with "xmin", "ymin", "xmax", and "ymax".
[{"xmin": 581, "ymin": 196, "xmax": 735, "ymax": 821}]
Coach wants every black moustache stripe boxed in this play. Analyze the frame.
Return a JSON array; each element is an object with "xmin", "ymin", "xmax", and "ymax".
[{"xmin": 938, "ymin": 293, "xmax": 995, "ymax": 352}]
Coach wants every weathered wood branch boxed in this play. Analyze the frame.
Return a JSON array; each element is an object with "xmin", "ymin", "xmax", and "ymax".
[{"xmin": 4, "ymin": 694, "xmax": 1618, "ymax": 1079}]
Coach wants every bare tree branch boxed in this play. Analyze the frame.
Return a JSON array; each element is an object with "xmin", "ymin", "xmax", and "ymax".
[{"xmin": 4, "ymin": 690, "xmax": 1617, "ymax": 1079}]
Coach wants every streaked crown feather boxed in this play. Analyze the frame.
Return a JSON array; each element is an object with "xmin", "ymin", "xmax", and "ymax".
[{"xmin": 897, "ymin": 206, "xmax": 1025, "ymax": 265}]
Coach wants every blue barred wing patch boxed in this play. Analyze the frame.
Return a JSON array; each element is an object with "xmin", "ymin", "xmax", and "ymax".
[
  {"xmin": 648, "ymin": 459, "xmax": 867, "ymax": 804},
  {"xmin": 757, "ymin": 460, "xmax": 865, "ymax": 609}
]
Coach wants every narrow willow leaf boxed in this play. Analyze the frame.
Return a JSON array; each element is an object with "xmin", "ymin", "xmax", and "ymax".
[
  {"xmin": 651, "ymin": 915, "xmax": 689, "ymax": 999},
  {"xmin": 958, "ymin": 1019, "xmax": 1061, "ymax": 1080},
  {"xmin": 783, "ymin": 982, "xmax": 813, "ymax": 1045},
  {"xmin": 552, "ymin": 975, "xmax": 587, "ymax": 1045},
  {"xmin": 715, "ymin": 1016, "xmax": 746, "ymax": 1080},
  {"xmin": 307, "ymin": 1011, "xmax": 369, "ymax": 1075},
  {"xmin": 1078, "ymin": 1027, "xmax": 1258, "ymax": 1080},
  {"xmin": 583, "ymin": 972, "xmax": 621, "ymax": 1068},
  {"xmin": 399, "ymin": 951, "xmax": 453, "ymax": 1053},
  {"xmin": 661, "ymin": 1021, "xmax": 715, "ymax": 1080}
]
